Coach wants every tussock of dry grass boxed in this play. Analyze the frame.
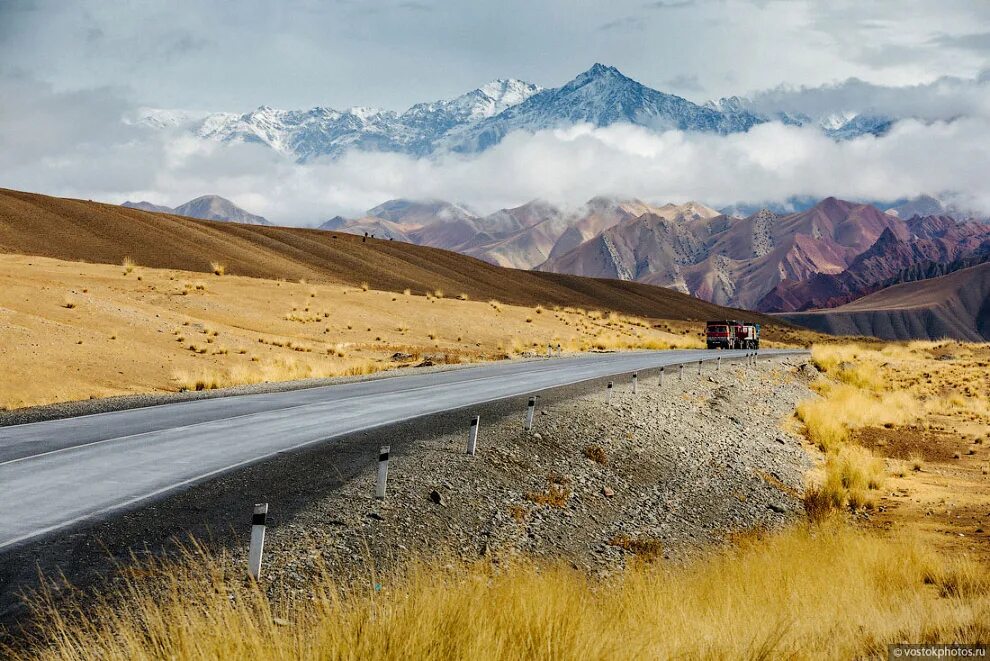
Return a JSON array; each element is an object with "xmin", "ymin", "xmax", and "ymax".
[
  {"xmin": 173, "ymin": 356, "xmax": 382, "ymax": 391},
  {"xmin": 15, "ymin": 524, "xmax": 990, "ymax": 660}
]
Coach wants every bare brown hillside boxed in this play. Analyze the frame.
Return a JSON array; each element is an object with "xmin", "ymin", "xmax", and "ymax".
[
  {"xmin": 0, "ymin": 188, "xmax": 779, "ymax": 325},
  {"xmin": 778, "ymin": 262, "xmax": 990, "ymax": 341}
]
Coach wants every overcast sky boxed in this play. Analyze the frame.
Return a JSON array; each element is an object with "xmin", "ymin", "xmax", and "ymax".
[
  {"xmin": 1, "ymin": 0, "xmax": 989, "ymax": 222},
  {"xmin": 2, "ymin": 0, "xmax": 989, "ymax": 111}
]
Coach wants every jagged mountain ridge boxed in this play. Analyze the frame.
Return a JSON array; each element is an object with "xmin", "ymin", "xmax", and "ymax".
[
  {"xmin": 176, "ymin": 64, "xmax": 909, "ymax": 162},
  {"xmin": 322, "ymin": 194, "xmax": 990, "ymax": 317},
  {"xmin": 538, "ymin": 197, "xmax": 913, "ymax": 309},
  {"xmin": 759, "ymin": 217, "xmax": 990, "ymax": 311},
  {"xmin": 321, "ymin": 196, "xmax": 718, "ymax": 271}
]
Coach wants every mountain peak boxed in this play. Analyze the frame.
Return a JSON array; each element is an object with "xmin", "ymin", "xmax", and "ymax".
[
  {"xmin": 583, "ymin": 63, "xmax": 621, "ymax": 77},
  {"xmin": 570, "ymin": 63, "xmax": 633, "ymax": 88}
]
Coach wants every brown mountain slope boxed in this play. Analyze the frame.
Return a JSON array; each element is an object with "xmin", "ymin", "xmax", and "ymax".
[
  {"xmin": 0, "ymin": 188, "xmax": 780, "ymax": 325},
  {"xmin": 777, "ymin": 262, "xmax": 990, "ymax": 341},
  {"xmin": 540, "ymin": 197, "xmax": 908, "ymax": 309},
  {"xmin": 758, "ymin": 217, "xmax": 990, "ymax": 312}
]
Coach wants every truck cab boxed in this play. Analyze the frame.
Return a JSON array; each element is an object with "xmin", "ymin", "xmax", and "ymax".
[
  {"xmin": 706, "ymin": 320, "xmax": 760, "ymax": 350},
  {"xmin": 706, "ymin": 320, "xmax": 739, "ymax": 349}
]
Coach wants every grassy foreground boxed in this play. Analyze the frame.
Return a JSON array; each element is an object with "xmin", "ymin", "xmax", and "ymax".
[{"xmin": 12, "ymin": 523, "xmax": 989, "ymax": 660}]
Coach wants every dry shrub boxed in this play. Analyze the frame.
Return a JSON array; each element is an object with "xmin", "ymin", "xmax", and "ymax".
[
  {"xmin": 121, "ymin": 257, "xmax": 135, "ymax": 274},
  {"xmin": 607, "ymin": 534, "xmax": 665, "ymax": 562},
  {"xmin": 802, "ymin": 485, "xmax": 839, "ymax": 524},
  {"xmin": 508, "ymin": 505, "xmax": 528, "ymax": 523},
  {"xmin": 210, "ymin": 262, "xmax": 225, "ymax": 276},
  {"xmin": 582, "ymin": 445, "xmax": 608, "ymax": 465},
  {"xmin": 524, "ymin": 483, "xmax": 571, "ymax": 508}
]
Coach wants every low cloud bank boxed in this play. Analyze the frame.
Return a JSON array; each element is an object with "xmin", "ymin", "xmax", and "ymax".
[{"xmin": 2, "ymin": 74, "xmax": 989, "ymax": 224}]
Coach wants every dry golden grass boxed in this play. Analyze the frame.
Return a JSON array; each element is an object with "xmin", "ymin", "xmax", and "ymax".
[
  {"xmin": 0, "ymin": 254, "xmax": 714, "ymax": 410},
  {"xmin": 797, "ymin": 340, "xmax": 990, "ymax": 543},
  {"xmin": 14, "ymin": 523, "xmax": 989, "ymax": 660}
]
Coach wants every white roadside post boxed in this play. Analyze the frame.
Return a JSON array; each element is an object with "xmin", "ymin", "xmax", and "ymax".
[
  {"xmin": 607, "ymin": 381, "xmax": 614, "ymax": 404},
  {"xmin": 248, "ymin": 503, "xmax": 268, "ymax": 581},
  {"xmin": 376, "ymin": 446, "xmax": 390, "ymax": 499},
  {"xmin": 525, "ymin": 396, "xmax": 536, "ymax": 431},
  {"xmin": 698, "ymin": 359, "xmax": 703, "ymax": 376},
  {"xmin": 466, "ymin": 416, "xmax": 480, "ymax": 455},
  {"xmin": 717, "ymin": 356, "xmax": 721, "ymax": 371},
  {"xmin": 632, "ymin": 372, "xmax": 638, "ymax": 394},
  {"xmin": 658, "ymin": 366, "xmax": 665, "ymax": 387},
  {"xmin": 679, "ymin": 364, "xmax": 684, "ymax": 381},
  {"xmin": 547, "ymin": 344, "xmax": 552, "ymax": 359}
]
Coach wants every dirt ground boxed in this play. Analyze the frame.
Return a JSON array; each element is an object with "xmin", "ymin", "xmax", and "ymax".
[
  {"xmin": 844, "ymin": 344, "xmax": 990, "ymax": 562},
  {"xmin": 860, "ymin": 424, "xmax": 990, "ymax": 563}
]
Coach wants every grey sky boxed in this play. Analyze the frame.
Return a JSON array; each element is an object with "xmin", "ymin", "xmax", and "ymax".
[
  {"xmin": 1, "ymin": 0, "xmax": 988, "ymax": 112},
  {"xmin": 2, "ymin": 0, "xmax": 990, "ymax": 222}
]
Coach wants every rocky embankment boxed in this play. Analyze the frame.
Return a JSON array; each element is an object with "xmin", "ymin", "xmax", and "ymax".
[{"xmin": 249, "ymin": 356, "xmax": 816, "ymax": 592}]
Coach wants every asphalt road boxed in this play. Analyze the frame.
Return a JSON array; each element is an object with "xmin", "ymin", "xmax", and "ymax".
[{"xmin": 0, "ymin": 349, "xmax": 802, "ymax": 551}]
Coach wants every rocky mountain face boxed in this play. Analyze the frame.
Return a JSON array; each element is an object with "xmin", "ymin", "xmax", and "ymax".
[
  {"xmin": 122, "ymin": 195, "xmax": 270, "ymax": 225},
  {"xmin": 168, "ymin": 64, "xmax": 909, "ymax": 162},
  {"xmin": 321, "ymin": 196, "xmax": 714, "ymax": 271},
  {"xmin": 538, "ymin": 197, "xmax": 912, "ymax": 309},
  {"xmin": 323, "ymin": 195, "xmax": 990, "ymax": 314},
  {"xmin": 760, "ymin": 218, "xmax": 990, "ymax": 311}
]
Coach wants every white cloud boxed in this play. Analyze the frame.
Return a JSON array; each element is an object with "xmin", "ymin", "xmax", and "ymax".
[
  {"xmin": 3, "ymin": 72, "xmax": 990, "ymax": 223},
  {"xmin": 738, "ymin": 73, "xmax": 990, "ymax": 122}
]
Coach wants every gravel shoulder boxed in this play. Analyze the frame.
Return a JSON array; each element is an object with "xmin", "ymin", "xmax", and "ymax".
[
  {"xmin": 253, "ymin": 355, "xmax": 815, "ymax": 591},
  {"xmin": 0, "ymin": 354, "xmax": 815, "ymax": 639}
]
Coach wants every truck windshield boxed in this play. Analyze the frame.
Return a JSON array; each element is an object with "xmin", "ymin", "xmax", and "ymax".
[{"xmin": 708, "ymin": 326, "xmax": 727, "ymax": 333}]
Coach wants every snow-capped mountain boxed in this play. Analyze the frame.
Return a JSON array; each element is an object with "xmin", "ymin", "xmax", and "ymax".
[
  {"xmin": 443, "ymin": 64, "xmax": 765, "ymax": 153},
  {"xmin": 163, "ymin": 64, "xmax": 908, "ymax": 162},
  {"xmin": 195, "ymin": 79, "xmax": 542, "ymax": 160}
]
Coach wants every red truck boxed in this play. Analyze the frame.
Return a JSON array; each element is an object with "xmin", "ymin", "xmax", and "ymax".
[{"xmin": 706, "ymin": 320, "xmax": 760, "ymax": 350}]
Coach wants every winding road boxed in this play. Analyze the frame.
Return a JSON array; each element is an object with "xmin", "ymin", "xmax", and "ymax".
[{"xmin": 0, "ymin": 349, "xmax": 803, "ymax": 551}]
